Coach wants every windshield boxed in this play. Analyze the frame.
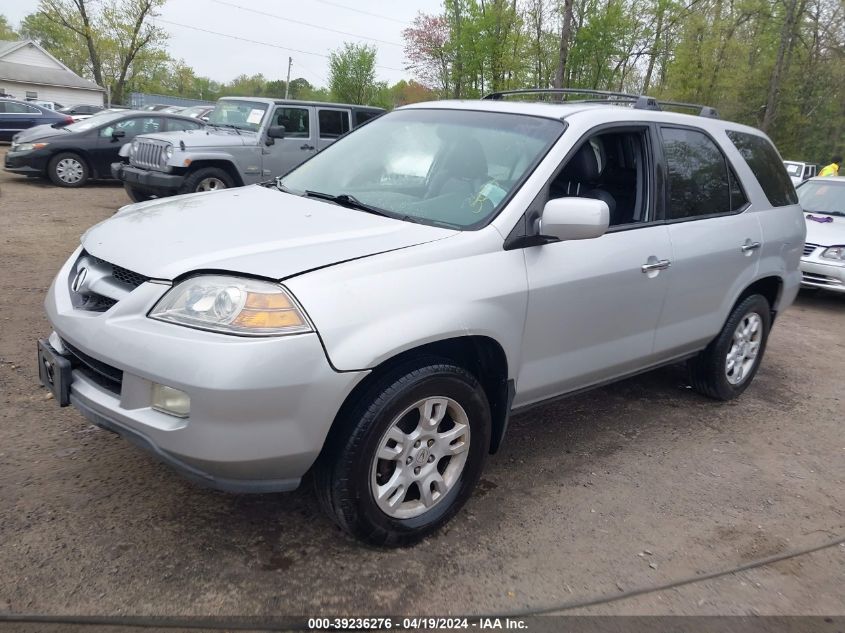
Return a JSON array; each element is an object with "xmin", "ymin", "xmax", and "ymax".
[
  {"xmin": 280, "ymin": 109, "xmax": 564, "ymax": 229},
  {"xmin": 797, "ymin": 180, "xmax": 845, "ymax": 215},
  {"xmin": 784, "ymin": 162, "xmax": 802, "ymax": 177},
  {"xmin": 63, "ymin": 110, "xmax": 131, "ymax": 133},
  {"xmin": 206, "ymin": 100, "xmax": 267, "ymax": 132}
]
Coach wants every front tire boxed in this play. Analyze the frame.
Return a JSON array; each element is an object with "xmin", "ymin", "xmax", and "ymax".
[
  {"xmin": 688, "ymin": 294, "xmax": 771, "ymax": 400},
  {"xmin": 315, "ymin": 361, "xmax": 491, "ymax": 547},
  {"xmin": 48, "ymin": 152, "xmax": 89, "ymax": 187},
  {"xmin": 179, "ymin": 167, "xmax": 234, "ymax": 194}
]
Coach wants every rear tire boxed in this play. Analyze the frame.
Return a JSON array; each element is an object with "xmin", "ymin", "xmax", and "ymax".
[
  {"xmin": 48, "ymin": 152, "xmax": 89, "ymax": 187},
  {"xmin": 315, "ymin": 360, "xmax": 491, "ymax": 547},
  {"xmin": 123, "ymin": 184, "xmax": 154, "ymax": 203},
  {"xmin": 688, "ymin": 294, "xmax": 771, "ymax": 400},
  {"xmin": 179, "ymin": 167, "xmax": 234, "ymax": 194}
]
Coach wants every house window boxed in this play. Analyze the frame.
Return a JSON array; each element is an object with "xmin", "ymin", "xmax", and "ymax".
[
  {"xmin": 26, "ymin": 90, "xmax": 38, "ymax": 100},
  {"xmin": 0, "ymin": 88, "xmax": 6, "ymax": 96}
]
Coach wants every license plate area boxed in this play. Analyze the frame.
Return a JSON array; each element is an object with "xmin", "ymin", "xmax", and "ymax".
[{"xmin": 37, "ymin": 339, "xmax": 72, "ymax": 406}]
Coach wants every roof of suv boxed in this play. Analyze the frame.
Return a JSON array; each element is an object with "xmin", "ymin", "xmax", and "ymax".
[
  {"xmin": 400, "ymin": 98, "xmax": 764, "ymax": 136},
  {"xmin": 219, "ymin": 96, "xmax": 384, "ymax": 111}
]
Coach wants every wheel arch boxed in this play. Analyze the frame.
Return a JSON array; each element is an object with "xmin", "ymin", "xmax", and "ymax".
[
  {"xmin": 322, "ymin": 335, "xmax": 513, "ymax": 460},
  {"xmin": 184, "ymin": 159, "xmax": 245, "ymax": 187},
  {"xmin": 733, "ymin": 275, "xmax": 783, "ymax": 320}
]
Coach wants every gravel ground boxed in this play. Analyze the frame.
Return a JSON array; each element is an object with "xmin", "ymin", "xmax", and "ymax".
[{"xmin": 0, "ymin": 147, "xmax": 843, "ymax": 622}]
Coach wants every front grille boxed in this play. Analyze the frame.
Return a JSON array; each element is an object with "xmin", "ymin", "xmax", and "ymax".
[
  {"xmin": 71, "ymin": 251, "xmax": 150, "ymax": 312},
  {"xmin": 111, "ymin": 264, "xmax": 150, "ymax": 288},
  {"xmin": 802, "ymin": 272, "xmax": 842, "ymax": 287},
  {"xmin": 130, "ymin": 139, "xmax": 166, "ymax": 171},
  {"xmin": 803, "ymin": 243, "xmax": 820, "ymax": 256},
  {"xmin": 63, "ymin": 340, "xmax": 123, "ymax": 395}
]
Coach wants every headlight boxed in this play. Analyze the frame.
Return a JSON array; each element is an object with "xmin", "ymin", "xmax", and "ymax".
[
  {"xmin": 821, "ymin": 246, "xmax": 845, "ymax": 261},
  {"xmin": 129, "ymin": 140, "xmax": 139, "ymax": 155},
  {"xmin": 149, "ymin": 275, "xmax": 312, "ymax": 336},
  {"xmin": 164, "ymin": 144, "xmax": 174, "ymax": 160},
  {"xmin": 16, "ymin": 142, "xmax": 49, "ymax": 152}
]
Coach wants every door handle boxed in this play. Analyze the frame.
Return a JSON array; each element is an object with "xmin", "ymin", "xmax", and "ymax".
[
  {"xmin": 300, "ymin": 144, "xmax": 315, "ymax": 150},
  {"xmin": 741, "ymin": 241, "xmax": 762, "ymax": 252},
  {"xmin": 641, "ymin": 259, "xmax": 671, "ymax": 273}
]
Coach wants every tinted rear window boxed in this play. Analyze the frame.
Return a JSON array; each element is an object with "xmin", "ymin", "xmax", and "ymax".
[{"xmin": 726, "ymin": 131, "xmax": 798, "ymax": 207}]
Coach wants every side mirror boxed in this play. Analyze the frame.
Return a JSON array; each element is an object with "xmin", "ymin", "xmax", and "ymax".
[
  {"xmin": 112, "ymin": 129, "xmax": 126, "ymax": 140},
  {"xmin": 540, "ymin": 197, "xmax": 609, "ymax": 241},
  {"xmin": 267, "ymin": 125, "xmax": 286, "ymax": 139}
]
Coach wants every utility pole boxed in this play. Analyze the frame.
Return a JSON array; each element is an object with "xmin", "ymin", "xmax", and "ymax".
[{"xmin": 285, "ymin": 57, "xmax": 292, "ymax": 99}]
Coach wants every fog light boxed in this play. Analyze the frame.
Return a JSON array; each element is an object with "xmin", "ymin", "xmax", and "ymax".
[{"xmin": 151, "ymin": 383, "xmax": 190, "ymax": 418}]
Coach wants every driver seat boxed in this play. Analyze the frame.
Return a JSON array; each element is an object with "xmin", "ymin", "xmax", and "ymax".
[
  {"xmin": 426, "ymin": 138, "xmax": 488, "ymax": 198},
  {"xmin": 554, "ymin": 144, "xmax": 617, "ymax": 220}
]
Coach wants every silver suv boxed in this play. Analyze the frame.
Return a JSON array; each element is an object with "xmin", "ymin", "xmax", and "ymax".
[
  {"xmin": 39, "ymin": 90, "xmax": 805, "ymax": 545},
  {"xmin": 111, "ymin": 96, "xmax": 383, "ymax": 201}
]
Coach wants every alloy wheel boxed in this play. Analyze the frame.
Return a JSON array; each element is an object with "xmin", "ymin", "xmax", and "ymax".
[
  {"xmin": 370, "ymin": 396, "xmax": 471, "ymax": 519},
  {"xmin": 725, "ymin": 312, "xmax": 762, "ymax": 385}
]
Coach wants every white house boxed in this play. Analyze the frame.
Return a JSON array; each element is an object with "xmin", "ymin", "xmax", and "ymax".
[{"xmin": 0, "ymin": 39, "xmax": 105, "ymax": 107}]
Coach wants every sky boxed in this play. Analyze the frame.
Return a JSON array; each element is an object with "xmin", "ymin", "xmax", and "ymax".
[{"xmin": 2, "ymin": 0, "xmax": 443, "ymax": 87}]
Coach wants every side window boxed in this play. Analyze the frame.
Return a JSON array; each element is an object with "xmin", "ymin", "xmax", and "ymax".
[
  {"xmin": 725, "ymin": 130, "xmax": 798, "ymax": 206},
  {"xmin": 3, "ymin": 102, "xmax": 39, "ymax": 114},
  {"xmin": 661, "ymin": 127, "xmax": 738, "ymax": 219},
  {"xmin": 354, "ymin": 110, "xmax": 380, "ymax": 127},
  {"xmin": 272, "ymin": 107, "xmax": 309, "ymax": 138},
  {"xmin": 100, "ymin": 117, "xmax": 162, "ymax": 138},
  {"xmin": 549, "ymin": 128, "xmax": 651, "ymax": 227},
  {"xmin": 318, "ymin": 109, "xmax": 350, "ymax": 139},
  {"xmin": 166, "ymin": 118, "xmax": 202, "ymax": 132}
]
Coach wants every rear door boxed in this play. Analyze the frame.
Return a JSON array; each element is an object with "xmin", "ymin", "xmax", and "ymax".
[
  {"xmin": 652, "ymin": 126, "xmax": 762, "ymax": 357},
  {"xmin": 315, "ymin": 107, "xmax": 351, "ymax": 151},
  {"xmin": 262, "ymin": 105, "xmax": 315, "ymax": 177},
  {"xmin": 0, "ymin": 101, "xmax": 43, "ymax": 140}
]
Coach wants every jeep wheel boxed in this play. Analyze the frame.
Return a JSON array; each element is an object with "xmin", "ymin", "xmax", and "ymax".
[
  {"xmin": 123, "ymin": 184, "xmax": 154, "ymax": 203},
  {"xmin": 48, "ymin": 152, "xmax": 89, "ymax": 187},
  {"xmin": 315, "ymin": 360, "xmax": 491, "ymax": 546},
  {"xmin": 688, "ymin": 294, "xmax": 771, "ymax": 400},
  {"xmin": 180, "ymin": 167, "xmax": 234, "ymax": 194}
]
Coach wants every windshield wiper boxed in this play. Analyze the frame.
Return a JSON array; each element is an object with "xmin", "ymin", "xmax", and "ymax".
[
  {"xmin": 208, "ymin": 123, "xmax": 243, "ymax": 134},
  {"xmin": 304, "ymin": 190, "xmax": 392, "ymax": 218}
]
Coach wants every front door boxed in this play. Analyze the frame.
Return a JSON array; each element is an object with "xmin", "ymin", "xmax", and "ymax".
[
  {"xmin": 262, "ymin": 105, "xmax": 316, "ymax": 178},
  {"xmin": 516, "ymin": 124, "xmax": 672, "ymax": 407},
  {"xmin": 652, "ymin": 126, "xmax": 762, "ymax": 357},
  {"xmin": 93, "ymin": 116, "xmax": 163, "ymax": 175}
]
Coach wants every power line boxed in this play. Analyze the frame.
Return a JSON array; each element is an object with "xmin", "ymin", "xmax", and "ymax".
[
  {"xmin": 210, "ymin": 0, "xmax": 403, "ymax": 47},
  {"xmin": 151, "ymin": 18, "xmax": 404, "ymax": 72},
  {"xmin": 313, "ymin": 0, "xmax": 409, "ymax": 25}
]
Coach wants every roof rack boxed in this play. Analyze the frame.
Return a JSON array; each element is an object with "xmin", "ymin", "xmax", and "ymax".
[{"xmin": 481, "ymin": 88, "xmax": 718, "ymax": 119}]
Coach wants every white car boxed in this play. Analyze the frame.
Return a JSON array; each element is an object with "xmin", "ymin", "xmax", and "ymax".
[
  {"xmin": 784, "ymin": 160, "xmax": 817, "ymax": 187},
  {"xmin": 797, "ymin": 176, "xmax": 845, "ymax": 292}
]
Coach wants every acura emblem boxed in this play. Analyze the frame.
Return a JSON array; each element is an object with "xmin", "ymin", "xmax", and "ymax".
[{"xmin": 71, "ymin": 267, "xmax": 88, "ymax": 293}]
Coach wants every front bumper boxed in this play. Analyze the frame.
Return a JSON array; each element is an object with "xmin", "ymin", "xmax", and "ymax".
[
  {"xmin": 43, "ymin": 249, "xmax": 368, "ymax": 492},
  {"xmin": 112, "ymin": 162, "xmax": 185, "ymax": 194},
  {"xmin": 800, "ymin": 257, "xmax": 845, "ymax": 293},
  {"xmin": 4, "ymin": 149, "xmax": 48, "ymax": 175}
]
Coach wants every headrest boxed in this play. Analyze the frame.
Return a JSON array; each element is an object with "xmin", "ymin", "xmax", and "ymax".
[{"xmin": 562, "ymin": 143, "xmax": 600, "ymax": 182}]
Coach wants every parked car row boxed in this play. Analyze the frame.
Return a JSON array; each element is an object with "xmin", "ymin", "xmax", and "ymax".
[{"xmin": 4, "ymin": 109, "xmax": 205, "ymax": 186}]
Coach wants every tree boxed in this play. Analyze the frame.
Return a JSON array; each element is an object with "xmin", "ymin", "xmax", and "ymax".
[
  {"xmin": 328, "ymin": 42, "xmax": 384, "ymax": 105},
  {"xmin": 30, "ymin": 0, "xmax": 167, "ymax": 103},
  {"xmin": 403, "ymin": 13, "xmax": 453, "ymax": 95},
  {"xmin": 0, "ymin": 14, "xmax": 18, "ymax": 40}
]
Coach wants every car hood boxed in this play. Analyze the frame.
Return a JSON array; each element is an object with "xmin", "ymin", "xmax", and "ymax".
[
  {"xmin": 804, "ymin": 213, "xmax": 845, "ymax": 247},
  {"xmin": 12, "ymin": 124, "xmax": 68, "ymax": 143},
  {"xmin": 136, "ymin": 127, "xmax": 254, "ymax": 148},
  {"xmin": 81, "ymin": 185, "xmax": 457, "ymax": 280}
]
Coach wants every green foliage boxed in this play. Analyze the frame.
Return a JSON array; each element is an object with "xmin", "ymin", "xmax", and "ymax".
[
  {"xmin": 0, "ymin": 14, "xmax": 18, "ymax": 40},
  {"xmin": 328, "ymin": 42, "xmax": 385, "ymax": 105},
  {"xmin": 404, "ymin": 0, "xmax": 845, "ymax": 161}
]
